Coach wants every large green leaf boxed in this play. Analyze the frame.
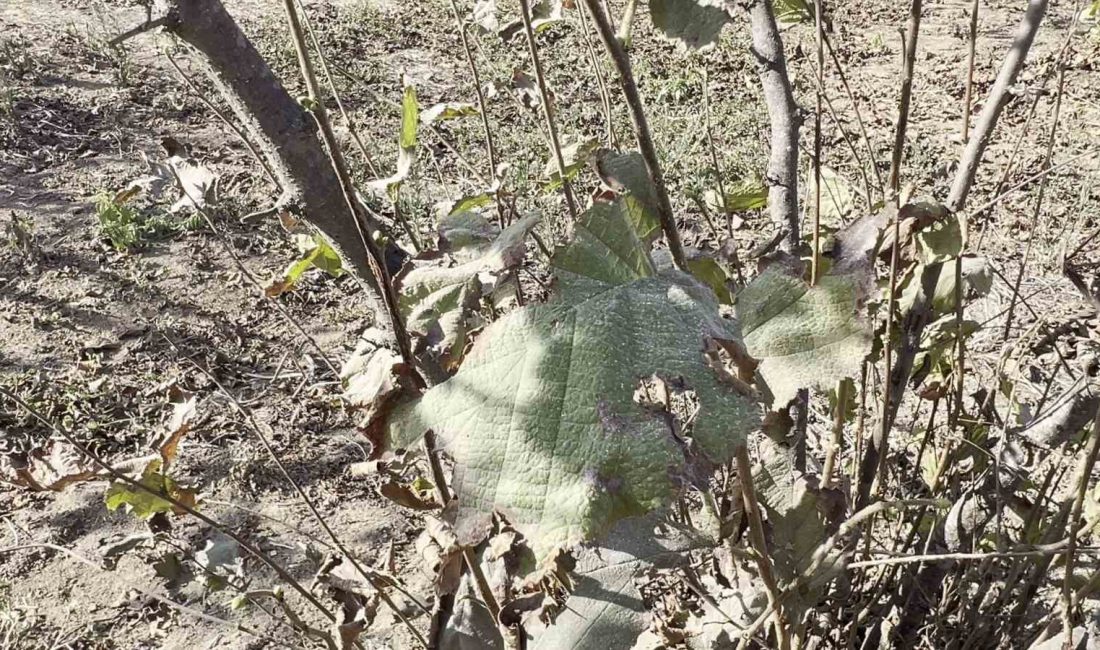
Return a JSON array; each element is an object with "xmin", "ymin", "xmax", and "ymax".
[
  {"xmin": 384, "ymin": 199, "xmax": 760, "ymax": 562},
  {"xmin": 735, "ymin": 262, "xmax": 869, "ymax": 406},
  {"xmin": 647, "ymin": 0, "xmax": 732, "ymax": 50}
]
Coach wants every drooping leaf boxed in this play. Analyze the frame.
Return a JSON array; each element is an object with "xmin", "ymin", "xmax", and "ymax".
[
  {"xmin": 341, "ymin": 328, "xmax": 417, "ymax": 431},
  {"xmin": 754, "ymin": 435, "xmax": 844, "ymax": 607},
  {"xmin": 157, "ymin": 387, "xmax": 196, "ymax": 469},
  {"xmin": 705, "ymin": 177, "xmax": 769, "ymax": 214},
  {"xmin": 383, "ymin": 198, "xmax": 760, "ymax": 562},
  {"xmin": 735, "ymin": 262, "xmax": 870, "ymax": 406},
  {"xmin": 809, "ymin": 166, "xmax": 854, "ymax": 225},
  {"xmin": 440, "ymin": 574, "xmax": 506, "ymax": 649},
  {"xmin": 400, "ymin": 82, "xmax": 418, "ymax": 150},
  {"xmin": 265, "ymin": 233, "xmax": 345, "ymax": 297},
  {"xmin": 525, "ymin": 516, "xmax": 708, "ymax": 650},
  {"xmin": 595, "ymin": 150, "xmax": 661, "ymax": 242},
  {"xmin": 422, "ymin": 102, "xmax": 479, "ymax": 124},
  {"xmin": 647, "ymin": 0, "xmax": 732, "ymax": 50},
  {"xmin": 370, "ymin": 78, "xmax": 419, "ymax": 195},
  {"xmin": 898, "ymin": 256, "xmax": 992, "ymax": 315},
  {"xmin": 399, "ymin": 214, "xmax": 541, "ymax": 368},
  {"xmin": 544, "ymin": 137, "xmax": 599, "ymax": 189},
  {"xmin": 471, "ymin": 0, "xmax": 499, "ymax": 33},
  {"xmin": 104, "ymin": 459, "xmax": 197, "ymax": 520},
  {"xmin": 914, "ymin": 213, "xmax": 966, "ymax": 264}
]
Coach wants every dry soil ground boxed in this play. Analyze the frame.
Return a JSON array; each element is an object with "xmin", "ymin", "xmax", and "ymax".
[{"xmin": 1, "ymin": 0, "xmax": 1099, "ymax": 648}]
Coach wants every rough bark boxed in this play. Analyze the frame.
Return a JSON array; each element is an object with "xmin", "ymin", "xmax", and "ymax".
[
  {"xmin": 745, "ymin": 0, "xmax": 801, "ymax": 250},
  {"xmin": 155, "ymin": 0, "xmax": 399, "ymax": 325}
]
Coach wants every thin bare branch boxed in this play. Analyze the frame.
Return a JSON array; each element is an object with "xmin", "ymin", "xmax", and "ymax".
[{"xmin": 947, "ymin": 0, "xmax": 1050, "ymax": 212}]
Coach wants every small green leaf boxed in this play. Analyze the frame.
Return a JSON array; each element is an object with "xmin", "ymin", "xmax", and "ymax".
[
  {"xmin": 104, "ymin": 460, "xmax": 196, "ymax": 520},
  {"xmin": 448, "ymin": 192, "xmax": 495, "ymax": 216},
  {"xmin": 266, "ymin": 233, "xmax": 344, "ymax": 297},
  {"xmin": 230, "ymin": 595, "xmax": 249, "ymax": 611},
  {"xmin": 400, "ymin": 82, "xmax": 419, "ymax": 150},
  {"xmin": 422, "ymin": 102, "xmax": 479, "ymax": 124},
  {"xmin": 774, "ymin": 0, "xmax": 814, "ymax": 24},
  {"xmin": 705, "ymin": 177, "xmax": 769, "ymax": 214},
  {"xmin": 544, "ymin": 137, "xmax": 599, "ymax": 189},
  {"xmin": 810, "ymin": 167, "xmax": 854, "ymax": 224},
  {"xmin": 370, "ymin": 78, "xmax": 419, "ymax": 194}
]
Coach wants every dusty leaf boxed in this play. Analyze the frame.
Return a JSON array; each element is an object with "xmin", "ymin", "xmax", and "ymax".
[
  {"xmin": 384, "ymin": 197, "xmax": 760, "ymax": 562},
  {"xmin": 898, "ymin": 256, "xmax": 992, "ymax": 315},
  {"xmin": 914, "ymin": 213, "xmax": 965, "ymax": 264},
  {"xmin": 437, "ymin": 211, "xmax": 500, "ymax": 261},
  {"xmin": 441, "ymin": 573, "xmax": 505, "ymax": 649},
  {"xmin": 341, "ymin": 330, "xmax": 416, "ymax": 432},
  {"xmin": 754, "ymin": 435, "xmax": 844, "ymax": 615},
  {"xmin": 735, "ymin": 264, "xmax": 870, "ymax": 406},
  {"xmin": 647, "ymin": 0, "xmax": 732, "ymax": 50},
  {"xmin": 195, "ymin": 534, "xmax": 244, "ymax": 591},
  {"xmin": 525, "ymin": 516, "xmax": 708, "ymax": 650},
  {"xmin": 472, "ymin": 0, "xmax": 499, "ymax": 33},
  {"xmin": 809, "ymin": 166, "xmax": 854, "ymax": 225},
  {"xmin": 399, "ymin": 214, "xmax": 541, "ymax": 367},
  {"xmin": 595, "ymin": 150, "xmax": 661, "ymax": 243},
  {"xmin": 544, "ymin": 137, "xmax": 599, "ymax": 189},
  {"xmin": 4, "ymin": 439, "xmax": 97, "ymax": 492}
]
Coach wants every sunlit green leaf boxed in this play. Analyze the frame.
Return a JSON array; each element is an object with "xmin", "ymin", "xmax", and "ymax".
[
  {"xmin": 544, "ymin": 137, "xmax": 599, "ymax": 189},
  {"xmin": 422, "ymin": 102, "xmax": 479, "ymax": 124},
  {"xmin": 384, "ymin": 197, "xmax": 759, "ymax": 563},
  {"xmin": 104, "ymin": 459, "xmax": 196, "ymax": 520}
]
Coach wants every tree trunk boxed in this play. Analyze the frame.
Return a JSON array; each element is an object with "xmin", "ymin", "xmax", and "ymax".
[
  {"xmin": 745, "ymin": 0, "xmax": 801, "ymax": 250},
  {"xmin": 156, "ymin": 0, "xmax": 399, "ymax": 331}
]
